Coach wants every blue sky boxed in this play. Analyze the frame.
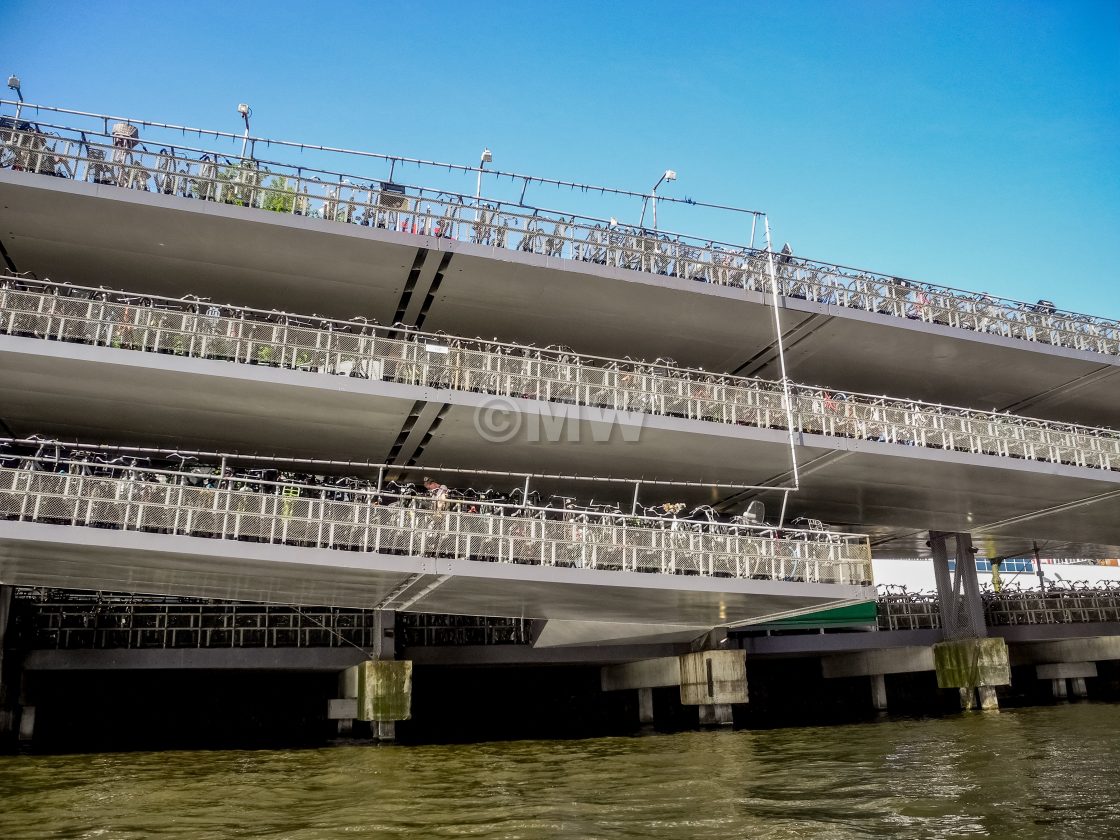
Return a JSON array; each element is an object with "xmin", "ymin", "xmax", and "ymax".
[{"xmin": 3, "ymin": 0, "xmax": 1117, "ymax": 317}]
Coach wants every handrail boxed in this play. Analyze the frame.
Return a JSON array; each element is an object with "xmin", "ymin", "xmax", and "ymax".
[
  {"xmin": 1, "ymin": 118, "xmax": 1116, "ymax": 357},
  {"xmin": 2, "ymin": 279, "xmax": 1117, "ymax": 473},
  {"xmin": 876, "ymin": 588, "xmax": 1120, "ymax": 630},
  {"xmin": 0, "ymin": 462, "xmax": 873, "ymax": 586}
]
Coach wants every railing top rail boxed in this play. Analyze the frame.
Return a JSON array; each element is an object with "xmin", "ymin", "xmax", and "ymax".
[
  {"xmin": 4, "ymin": 275, "xmax": 1118, "ymax": 440},
  {"xmin": 0, "ymin": 436, "xmax": 766, "ymax": 493},
  {"xmin": 0, "ymin": 100, "xmax": 765, "ymax": 217},
  {"xmin": 10, "ymin": 118, "xmax": 731, "ymax": 246},
  {"xmin": 3, "ymin": 102, "xmax": 1114, "ymax": 330},
  {"xmin": 0, "ymin": 454, "xmax": 869, "ymax": 543}
]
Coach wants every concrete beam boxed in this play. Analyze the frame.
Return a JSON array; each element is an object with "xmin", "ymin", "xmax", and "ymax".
[
  {"xmin": 327, "ymin": 698, "xmax": 358, "ymax": 720},
  {"xmin": 1011, "ymin": 637, "xmax": 1120, "ymax": 666},
  {"xmin": 1035, "ymin": 662, "xmax": 1098, "ymax": 680},
  {"xmin": 821, "ymin": 645, "xmax": 934, "ymax": 678},
  {"xmin": 601, "ymin": 656, "xmax": 681, "ymax": 692}
]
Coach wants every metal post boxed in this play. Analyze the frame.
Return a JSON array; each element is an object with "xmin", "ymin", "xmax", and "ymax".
[
  {"xmin": 930, "ymin": 531, "xmax": 986, "ymax": 639},
  {"xmin": 631, "ymin": 481, "xmax": 641, "ymax": 516},
  {"xmin": 763, "ymin": 216, "xmax": 800, "ymax": 494}
]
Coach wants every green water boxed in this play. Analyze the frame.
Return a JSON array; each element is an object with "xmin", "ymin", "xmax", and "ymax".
[{"xmin": 1, "ymin": 705, "xmax": 1118, "ymax": 839}]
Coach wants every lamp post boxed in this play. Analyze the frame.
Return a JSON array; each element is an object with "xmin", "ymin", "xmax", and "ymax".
[
  {"xmin": 475, "ymin": 147, "xmax": 492, "ymax": 223},
  {"xmin": 476, "ymin": 148, "xmax": 492, "ymax": 199},
  {"xmin": 7, "ymin": 75, "xmax": 23, "ymax": 120},
  {"xmin": 237, "ymin": 103, "xmax": 252, "ymax": 160},
  {"xmin": 639, "ymin": 169, "xmax": 676, "ymax": 230}
]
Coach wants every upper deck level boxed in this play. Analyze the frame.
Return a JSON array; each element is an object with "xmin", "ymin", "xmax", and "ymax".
[{"xmin": 1, "ymin": 102, "xmax": 1117, "ymax": 428}]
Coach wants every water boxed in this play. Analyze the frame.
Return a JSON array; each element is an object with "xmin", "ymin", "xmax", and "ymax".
[{"xmin": 1, "ymin": 705, "xmax": 1118, "ymax": 839}]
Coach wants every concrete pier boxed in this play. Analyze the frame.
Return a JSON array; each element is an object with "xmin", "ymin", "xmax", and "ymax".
[
  {"xmin": 933, "ymin": 638, "xmax": 1010, "ymax": 710},
  {"xmin": 601, "ymin": 650, "xmax": 747, "ymax": 727}
]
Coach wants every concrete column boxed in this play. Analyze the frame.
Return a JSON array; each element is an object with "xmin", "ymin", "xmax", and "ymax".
[
  {"xmin": 637, "ymin": 687, "xmax": 654, "ymax": 726},
  {"xmin": 17, "ymin": 705, "xmax": 34, "ymax": 744},
  {"xmin": 870, "ymin": 673, "xmax": 888, "ymax": 712},
  {"xmin": 698, "ymin": 704, "xmax": 733, "ymax": 726},
  {"xmin": 1070, "ymin": 677, "xmax": 1088, "ymax": 699},
  {"xmin": 1051, "ymin": 679, "xmax": 1068, "ymax": 700},
  {"xmin": 0, "ymin": 585, "xmax": 13, "ymax": 742},
  {"xmin": 977, "ymin": 686, "xmax": 999, "ymax": 710}
]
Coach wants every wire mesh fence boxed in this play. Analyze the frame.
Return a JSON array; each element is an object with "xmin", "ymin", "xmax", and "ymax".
[
  {"xmin": 1, "ymin": 116, "xmax": 1116, "ymax": 357},
  {"xmin": 0, "ymin": 462, "xmax": 873, "ymax": 585},
  {"xmin": 3, "ymin": 279, "xmax": 1117, "ymax": 472}
]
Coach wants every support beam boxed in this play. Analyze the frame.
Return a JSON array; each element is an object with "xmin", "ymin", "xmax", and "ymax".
[
  {"xmin": 1013, "ymin": 638, "xmax": 1120, "ymax": 666},
  {"xmin": 930, "ymin": 531, "xmax": 985, "ymax": 640},
  {"xmin": 637, "ymin": 687, "xmax": 654, "ymax": 727},
  {"xmin": 821, "ymin": 646, "xmax": 934, "ymax": 678},
  {"xmin": 870, "ymin": 674, "xmax": 888, "ymax": 712},
  {"xmin": 1035, "ymin": 662, "xmax": 1098, "ymax": 680},
  {"xmin": 0, "ymin": 585, "xmax": 13, "ymax": 742},
  {"xmin": 17, "ymin": 704, "xmax": 34, "ymax": 744}
]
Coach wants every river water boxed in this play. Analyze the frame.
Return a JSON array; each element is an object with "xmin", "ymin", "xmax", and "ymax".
[{"xmin": 1, "ymin": 704, "xmax": 1117, "ymax": 839}]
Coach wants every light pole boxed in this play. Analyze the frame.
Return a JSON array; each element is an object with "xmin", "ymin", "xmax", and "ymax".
[
  {"xmin": 476, "ymin": 147, "xmax": 492, "ymax": 200},
  {"xmin": 475, "ymin": 147, "xmax": 492, "ymax": 223},
  {"xmin": 639, "ymin": 169, "xmax": 676, "ymax": 230},
  {"xmin": 237, "ymin": 103, "xmax": 252, "ymax": 160},
  {"xmin": 7, "ymin": 75, "xmax": 23, "ymax": 120}
]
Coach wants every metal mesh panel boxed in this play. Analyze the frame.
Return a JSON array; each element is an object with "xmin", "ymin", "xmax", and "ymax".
[
  {"xmin": 0, "ymin": 465, "xmax": 872, "ymax": 585},
  {"xmin": 3, "ymin": 282, "xmax": 1117, "ymax": 472},
  {"xmin": 1, "ymin": 124, "xmax": 1116, "ymax": 356}
]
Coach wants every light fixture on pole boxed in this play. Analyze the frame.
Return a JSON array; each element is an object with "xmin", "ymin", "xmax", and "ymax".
[
  {"xmin": 639, "ymin": 169, "xmax": 676, "ymax": 230},
  {"xmin": 476, "ymin": 147, "xmax": 492, "ymax": 201},
  {"xmin": 7, "ymin": 75, "xmax": 23, "ymax": 120},
  {"xmin": 237, "ymin": 103, "xmax": 252, "ymax": 160},
  {"xmin": 474, "ymin": 148, "xmax": 492, "ymax": 225}
]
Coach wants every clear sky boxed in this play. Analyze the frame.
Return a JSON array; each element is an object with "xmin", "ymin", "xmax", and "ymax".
[{"xmin": 3, "ymin": 0, "xmax": 1118, "ymax": 317}]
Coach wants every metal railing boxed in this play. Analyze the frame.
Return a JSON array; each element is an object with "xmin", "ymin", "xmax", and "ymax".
[
  {"xmin": 0, "ymin": 460, "xmax": 873, "ymax": 585},
  {"xmin": 1, "ymin": 112, "xmax": 1116, "ymax": 358},
  {"xmin": 3, "ymin": 278, "xmax": 1118, "ymax": 473},
  {"xmin": 7, "ymin": 589, "xmax": 531, "ymax": 650},
  {"xmin": 877, "ymin": 586, "xmax": 1120, "ymax": 631}
]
